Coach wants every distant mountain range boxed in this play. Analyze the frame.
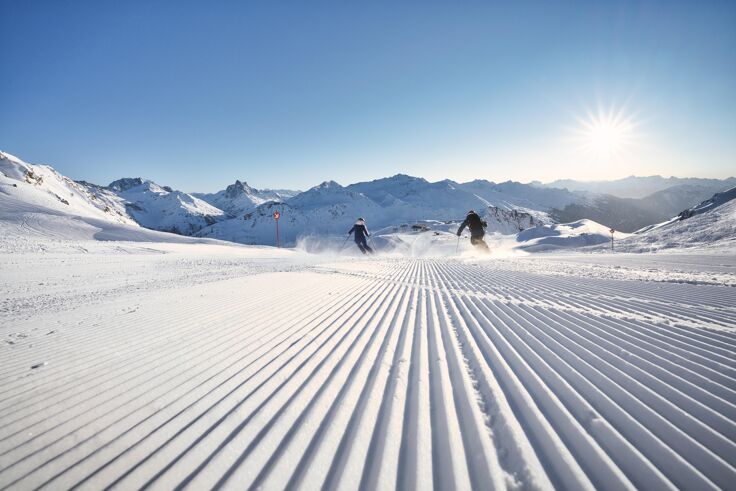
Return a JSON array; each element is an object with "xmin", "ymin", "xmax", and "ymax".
[
  {"xmin": 609, "ymin": 187, "xmax": 736, "ymax": 252},
  {"xmin": 2, "ymin": 150, "xmax": 734, "ymax": 246},
  {"xmin": 540, "ymin": 175, "xmax": 736, "ymax": 199},
  {"xmin": 193, "ymin": 180, "xmax": 298, "ymax": 217}
]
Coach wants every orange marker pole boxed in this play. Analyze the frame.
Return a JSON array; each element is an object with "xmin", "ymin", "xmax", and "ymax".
[{"xmin": 274, "ymin": 210, "xmax": 281, "ymax": 248}]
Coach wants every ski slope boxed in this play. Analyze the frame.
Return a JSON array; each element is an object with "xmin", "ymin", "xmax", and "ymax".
[{"xmin": 1, "ymin": 247, "xmax": 735, "ymax": 490}]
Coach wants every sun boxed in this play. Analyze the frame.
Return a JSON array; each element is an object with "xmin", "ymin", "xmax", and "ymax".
[{"xmin": 574, "ymin": 105, "xmax": 638, "ymax": 159}]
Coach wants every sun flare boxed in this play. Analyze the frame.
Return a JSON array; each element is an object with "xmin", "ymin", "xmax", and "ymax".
[{"xmin": 574, "ymin": 105, "xmax": 638, "ymax": 159}]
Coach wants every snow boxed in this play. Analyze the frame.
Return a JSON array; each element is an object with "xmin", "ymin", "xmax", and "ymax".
[
  {"xmin": 2, "ymin": 148, "xmax": 736, "ymax": 488},
  {"xmin": 195, "ymin": 175, "xmax": 574, "ymax": 246},
  {"xmin": 543, "ymin": 175, "xmax": 736, "ymax": 199},
  {"xmin": 1, "ymin": 232, "xmax": 735, "ymax": 489},
  {"xmin": 110, "ymin": 178, "xmax": 225, "ymax": 235},
  {"xmin": 0, "ymin": 151, "xmax": 135, "ymax": 227},
  {"xmin": 614, "ymin": 187, "xmax": 736, "ymax": 252},
  {"xmin": 514, "ymin": 219, "xmax": 625, "ymax": 252},
  {"xmin": 194, "ymin": 180, "xmax": 296, "ymax": 217}
]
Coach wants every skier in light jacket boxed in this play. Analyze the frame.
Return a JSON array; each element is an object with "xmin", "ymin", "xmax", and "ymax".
[{"xmin": 348, "ymin": 218, "xmax": 374, "ymax": 254}]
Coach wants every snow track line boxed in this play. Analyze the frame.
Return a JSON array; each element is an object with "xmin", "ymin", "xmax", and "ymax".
[
  {"xmin": 0, "ymin": 275, "xmax": 310, "ymax": 385},
  {"xmin": 75, "ymin": 289, "xmax": 373, "ymax": 476},
  {"xmin": 425, "ymin": 261, "xmax": 535, "ymax": 490},
  {"xmin": 444, "ymin": 284, "xmax": 636, "ymax": 489},
  {"xmin": 129, "ymin": 270, "xmax": 406, "ymax": 490},
  {"xmin": 241, "ymin": 263, "xmax": 420, "ymax": 490},
  {"xmin": 438, "ymin": 261, "xmax": 736, "ymax": 330},
  {"xmin": 562, "ymin": 309, "xmax": 736, "ymax": 401},
  {"xmin": 473, "ymin": 297, "xmax": 725, "ymax": 489},
  {"xmin": 280, "ymin": 275, "xmax": 414, "ymax": 489},
  {"xmin": 1, "ymin": 257, "xmax": 734, "ymax": 490},
  {"xmin": 67, "ymin": 277, "xmax": 384, "ymax": 491},
  {"xmin": 0, "ymin": 280, "xmax": 337, "ymax": 448},
  {"xmin": 168, "ymin": 268, "xmax": 410, "ymax": 490},
  {"xmin": 521, "ymin": 305, "xmax": 736, "ymax": 438},
  {"xmin": 0, "ymin": 280, "xmax": 321, "ymax": 415},
  {"xmin": 2, "ymin": 277, "xmax": 375, "ymax": 489}
]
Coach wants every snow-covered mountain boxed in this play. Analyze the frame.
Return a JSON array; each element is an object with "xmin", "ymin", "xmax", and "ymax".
[
  {"xmin": 197, "ymin": 177, "xmax": 558, "ymax": 245},
  {"xmin": 3, "ymin": 150, "xmax": 734, "ymax": 251},
  {"xmin": 542, "ymin": 175, "xmax": 736, "ymax": 199},
  {"xmin": 675, "ymin": 186, "xmax": 736, "ymax": 220},
  {"xmin": 548, "ymin": 181, "xmax": 736, "ymax": 233},
  {"xmin": 197, "ymin": 181, "xmax": 385, "ymax": 245},
  {"xmin": 485, "ymin": 206, "xmax": 543, "ymax": 234},
  {"xmin": 0, "ymin": 151, "xmax": 135, "ymax": 226},
  {"xmin": 194, "ymin": 180, "xmax": 298, "ymax": 217},
  {"xmin": 347, "ymin": 175, "xmax": 582, "ymax": 215},
  {"xmin": 107, "ymin": 177, "xmax": 225, "ymax": 235},
  {"xmin": 616, "ymin": 187, "xmax": 736, "ymax": 251},
  {"xmin": 460, "ymin": 179, "xmax": 586, "ymax": 211},
  {"xmin": 346, "ymin": 175, "xmax": 480, "ymax": 215},
  {"xmin": 0, "ymin": 152, "xmax": 231, "ymax": 252}
]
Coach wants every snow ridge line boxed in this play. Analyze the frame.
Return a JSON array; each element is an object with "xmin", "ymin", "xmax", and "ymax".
[
  {"xmin": 144, "ymin": 270, "xmax": 408, "ymax": 489},
  {"xmin": 1, "ymin": 277, "xmax": 374, "ymax": 488},
  {"xmin": 0, "ymin": 280, "xmax": 324, "ymax": 410},
  {"xmin": 1, "ymin": 258, "xmax": 734, "ymax": 489},
  {"xmin": 0, "ymin": 280, "xmax": 337, "ymax": 444}
]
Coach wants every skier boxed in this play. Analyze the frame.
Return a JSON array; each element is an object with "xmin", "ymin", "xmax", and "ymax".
[
  {"xmin": 348, "ymin": 217, "xmax": 374, "ymax": 254},
  {"xmin": 457, "ymin": 210, "xmax": 490, "ymax": 252}
]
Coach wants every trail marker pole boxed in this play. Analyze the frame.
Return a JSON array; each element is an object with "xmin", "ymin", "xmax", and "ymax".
[
  {"xmin": 610, "ymin": 228, "xmax": 615, "ymax": 252},
  {"xmin": 273, "ymin": 210, "xmax": 281, "ymax": 248}
]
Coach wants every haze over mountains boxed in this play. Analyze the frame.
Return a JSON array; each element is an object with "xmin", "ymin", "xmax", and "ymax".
[
  {"xmin": 1, "ymin": 150, "xmax": 734, "ymax": 249},
  {"xmin": 542, "ymin": 175, "xmax": 736, "ymax": 199}
]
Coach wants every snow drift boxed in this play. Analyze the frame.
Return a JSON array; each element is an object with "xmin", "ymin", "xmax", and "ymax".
[{"xmin": 515, "ymin": 219, "xmax": 619, "ymax": 252}]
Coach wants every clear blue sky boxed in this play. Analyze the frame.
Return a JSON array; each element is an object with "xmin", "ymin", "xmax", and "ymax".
[{"xmin": 2, "ymin": 0, "xmax": 734, "ymax": 192}]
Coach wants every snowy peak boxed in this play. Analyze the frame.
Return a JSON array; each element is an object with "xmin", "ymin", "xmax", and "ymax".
[
  {"xmin": 0, "ymin": 151, "xmax": 33, "ymax": 180},
  {"xmin": 108, "ymin": 177, "xmax": 146, "ymax": 192},
  {"xmin": 456, "ymin": 179, "xmax": 582, "ymax": 212},
  {"xmin": 678, "ymin": 186, "xmax": 736, "ymax": 220},
  {"xmin": 543, "ymin": 175, "xmax": 736, "ymax": 199},
  {"xmin": 465, "ymin": 178, "xmax": 496, "ymax": 187},
  {"xmin": 0, "ymin": 151, "xmax": 136, "ymax": 225},
  {"xmin": 318, "ymin": 180, "xmax": 340, "ymax": 189},
  {"xmin": 223, "ymin": 180, "xmax": 256, "ymax": 198},
  {"xmin": 483, "ymin": 206, "xmax": 545, "ymax": 234},
  {"xmin": 106, "ymin": 178, "xmax": 224, "ymax": 235},
  {"xmin": 615, "ymin": 187, "xmax": 736, "ymax": 252},
  {"xmin": 194, "ymin": 180, "xmax": 299, "ymax": 217},
  {"xmin": 288, "ymin": 180, "xmax": 377, "ymax": 209}
]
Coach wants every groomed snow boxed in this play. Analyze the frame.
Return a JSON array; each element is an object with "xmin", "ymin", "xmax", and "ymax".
[{"xmin": 1, "ymin": 240, "xmax": 735, "ymax": 489}]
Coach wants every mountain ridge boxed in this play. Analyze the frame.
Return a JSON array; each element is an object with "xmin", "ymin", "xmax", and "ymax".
[{"xmin": 3, "ymin": 150, "xmax": 735, "ymax": 246}]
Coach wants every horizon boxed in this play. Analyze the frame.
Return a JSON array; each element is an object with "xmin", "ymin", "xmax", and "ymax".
[
  {"xmin": 2, "ymin": 1, "xmax": 735, "ymax": 192},
  {"xmin": 4, "ymin": 148, "xmax": 735, "ymax": 195}
]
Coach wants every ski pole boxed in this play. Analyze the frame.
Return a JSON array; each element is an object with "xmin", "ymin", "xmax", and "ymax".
[{"xmin": 456, "ymin": 235, "xmax": 460, "ymax": 253}]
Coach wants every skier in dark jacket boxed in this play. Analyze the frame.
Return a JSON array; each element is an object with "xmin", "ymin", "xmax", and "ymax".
[
  {"xmin": 348, "ymin": 218, "xmax": 374, "ymax": 254},
  {"xmin": 457, "ymin": 210, "xmax": 490, "ymax": 252}
]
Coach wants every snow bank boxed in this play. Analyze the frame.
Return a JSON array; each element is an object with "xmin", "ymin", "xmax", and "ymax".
[{"xmin": 515, "ymin": 219, "xmax": 622, "ymax": 252}]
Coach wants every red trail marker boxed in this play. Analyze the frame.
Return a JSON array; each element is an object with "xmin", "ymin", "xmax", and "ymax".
[{"xmin": 273, "ymin": 211, "xmax": 281, "ymax": 248}]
